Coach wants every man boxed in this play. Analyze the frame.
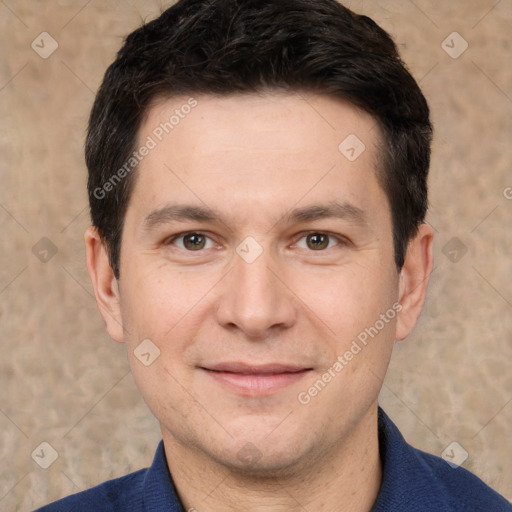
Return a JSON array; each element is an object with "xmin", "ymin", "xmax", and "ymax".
[{"xmin": 36, "ymin": 0, "xmax": 511, "ymax": 510}]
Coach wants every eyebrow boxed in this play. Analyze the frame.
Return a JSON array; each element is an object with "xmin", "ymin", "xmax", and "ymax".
[
  {"xmin": 283, "ymin": 202, "xmax": 367, "ymax": 226},
  {"xmin": 142, "ymin": 201, "xmax": 367, "ymax": 232},
  {"xmin": 143, "ymin": 204, "xmax": 220, "ymax": 231}
]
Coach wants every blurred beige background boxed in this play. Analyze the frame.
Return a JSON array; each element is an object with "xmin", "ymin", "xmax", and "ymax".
[{"xmin": 0, "ymin": 0, "xmax": 511, "ymax": 510}]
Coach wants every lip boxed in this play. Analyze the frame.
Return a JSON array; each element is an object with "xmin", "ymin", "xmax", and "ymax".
[{"xmin": 200, "ymin": 362, "xmax": 312, "ymax": 396}]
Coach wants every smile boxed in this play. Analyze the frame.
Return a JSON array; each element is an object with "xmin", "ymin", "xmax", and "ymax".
[{"xmin": 200, "ymin": 363, "xmax": 312, "ymax": 396}]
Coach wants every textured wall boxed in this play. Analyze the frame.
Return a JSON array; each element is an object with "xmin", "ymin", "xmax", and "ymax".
[{"xmin": 0, "ymin": 1, "xmax": 511, "ymax": 510}]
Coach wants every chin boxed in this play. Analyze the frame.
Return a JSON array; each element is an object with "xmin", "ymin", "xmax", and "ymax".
[
  {"xmin": 204, "ymin": 429, "xmax": 318, "ymax": 479},
  {"xmin": 217, "ymin": 448, "xmax": 309, "ymax": 479}
]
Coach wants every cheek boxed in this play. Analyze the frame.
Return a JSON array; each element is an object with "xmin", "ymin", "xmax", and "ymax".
[
  {"xmin": 120, "ymin": 260, "xmax": 211, "ymax": 338},
  {"xmin": 292, "ymin": 259, "xmax": 398, "ymax": 340}
]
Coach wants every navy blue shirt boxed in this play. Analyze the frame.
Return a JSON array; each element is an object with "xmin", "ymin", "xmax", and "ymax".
[{"xmin": 35, "ymin": 408, "xmax": 511, "ymax": 511}]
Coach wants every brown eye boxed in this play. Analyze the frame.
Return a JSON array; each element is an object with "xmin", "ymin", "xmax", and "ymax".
[
  {"xmin": 182, "ymin": 233, "xmax": 207, "ymax": 250},
  {"xmin": 306, "ymin": 233, "xmax": 330, "ymax": 250}
]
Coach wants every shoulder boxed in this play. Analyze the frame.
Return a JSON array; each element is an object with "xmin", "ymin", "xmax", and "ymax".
[
  {"xmin": 34, "ymin": 441, "xmax": 182, "ymax": 512},
  {"xmin": 374, "ymin": 408, "xmax": 512, "ymax": 511},
  {"xmin": 34, "ymin": 469, "xmax": 147, "ymax": 512},
  {"xmin": 410, "ymin": 445, "xmax": 511, "ymax": 511}
]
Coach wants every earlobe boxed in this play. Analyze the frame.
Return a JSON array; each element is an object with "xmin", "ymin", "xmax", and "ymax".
[
  {"xmin": 395, "ymin": 223, "xmax": 434, "ymax": 341},
  {"xmin": 85, "ymin": 226, "xmax": 125, "ymax": 343}
]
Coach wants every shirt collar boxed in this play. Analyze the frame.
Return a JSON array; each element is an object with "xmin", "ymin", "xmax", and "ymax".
[
  {"xmin": 141, "ymin": 407, "xmax": 451, "ymax": 511},
  {"xmin": 142, "ymin": 442, "xmax": 184, "ymax": 511},
  {"xmin": 370, "ymin": 407, "xmax": 451, "ymax": 511}
]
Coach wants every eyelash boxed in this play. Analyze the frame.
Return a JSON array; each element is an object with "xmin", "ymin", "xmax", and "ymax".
[
  {"xmin": 166, "ymin": 232, "xmax": 218, "ymax": 251},
  {"xmin": 164, "ymin": 231, "xmax": 348, "ymax": 252}
]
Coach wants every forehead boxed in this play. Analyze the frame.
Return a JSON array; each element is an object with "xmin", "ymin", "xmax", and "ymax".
[
  {"xmin": 142, "ymin": 92, "xmax": 380, "ymax": 164},
  {"xmin": 127, "ymin": 92, "xmax": 388, "ymax": 229}
]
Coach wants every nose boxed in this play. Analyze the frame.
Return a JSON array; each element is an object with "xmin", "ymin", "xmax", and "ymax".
[{"xmin": 214, "ymin": 246, "xmax": 297, "ymax": 339}]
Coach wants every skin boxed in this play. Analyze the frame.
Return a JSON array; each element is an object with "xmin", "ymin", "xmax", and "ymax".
[{"xmin": 86, "ymin": 92, "xmax": 433, "ymax": 511}]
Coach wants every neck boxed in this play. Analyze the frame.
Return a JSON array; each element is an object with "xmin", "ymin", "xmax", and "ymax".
[{"xmin": 163, "ymin": 405, "xmax": 382, "ymax": 512}]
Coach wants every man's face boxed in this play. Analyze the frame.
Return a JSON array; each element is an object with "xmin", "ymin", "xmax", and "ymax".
[{"xmin": 111, "ymin": 93, "xmax": 402, "ymax": 473}]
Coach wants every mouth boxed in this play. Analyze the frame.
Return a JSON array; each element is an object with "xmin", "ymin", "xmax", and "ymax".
[{"xmin": 200, "ymin": 362, "xmax": 313, "ymax": 396}]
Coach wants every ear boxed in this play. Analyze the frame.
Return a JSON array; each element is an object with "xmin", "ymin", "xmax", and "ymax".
[
  {"xmin": 85, "ymin": 226, "xmax": 125, "ymax": 343},
  {"xmin": 396, "ymin": 223, "xmax": 434, "ymax": 341}
]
